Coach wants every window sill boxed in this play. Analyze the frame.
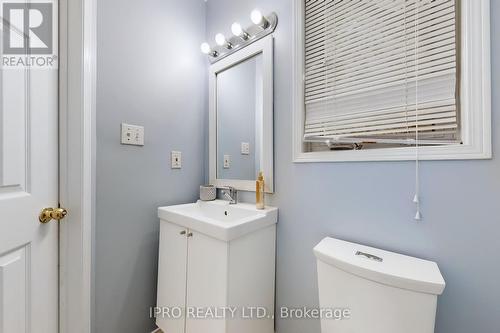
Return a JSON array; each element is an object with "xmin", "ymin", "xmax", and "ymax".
[{"xmin": 293, "ymin": 142, "xmax": 492, "ymax": 163}]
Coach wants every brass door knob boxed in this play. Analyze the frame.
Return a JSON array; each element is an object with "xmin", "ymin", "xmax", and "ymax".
[{"xmin": 39, "ymin": 207, "xmax": 68, "ymax": 224}]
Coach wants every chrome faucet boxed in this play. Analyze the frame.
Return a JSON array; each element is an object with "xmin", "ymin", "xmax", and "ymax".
[{"xmin": 220, "ymin": 186, "xmax": 238, "ymax": 204}]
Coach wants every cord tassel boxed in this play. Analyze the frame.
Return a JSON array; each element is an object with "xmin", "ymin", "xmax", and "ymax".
[{"xmin": 414, "ymin": 194, "xmax": 421, "ymax": 221}]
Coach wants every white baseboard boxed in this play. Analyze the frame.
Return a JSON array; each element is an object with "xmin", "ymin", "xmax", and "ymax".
[{"xmin": 151, "ymin": 328, "xmax": 162, "ymax": 333}]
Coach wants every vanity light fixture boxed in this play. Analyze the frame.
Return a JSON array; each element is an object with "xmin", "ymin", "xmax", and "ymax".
[
  {"xmin": 250, "ymin": 9, "xmax": 269, "ymax": 28},
  {"xmin": 231, "ymin": 22, "xmax": 250, "ymax": 40},
  {"xmin": 201, "ymin": 10, "xmax": 277, "ymax": 63},
  {"xmin": 200, "ymin": 42, "xmax": 218, "ymax": 57},
  {"xmin": 215, "ymin": 33, "xmax": 233, "ymax": 49}
]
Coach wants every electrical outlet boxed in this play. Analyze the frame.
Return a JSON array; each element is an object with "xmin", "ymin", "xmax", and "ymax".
[
  {"xmin": 121, "ymin": 123, "xmax": 144, "ymax": 146},
  {"xmin": 241, "ymin": 142, "xmax": 250, "ymax": 155},
  {"xmin": 223, "ymin": 155, "xmax": 230, "ymax": 169},
  {"xmin": 171, "ymin": 151, "xmax": 182, "ymax": 169}
]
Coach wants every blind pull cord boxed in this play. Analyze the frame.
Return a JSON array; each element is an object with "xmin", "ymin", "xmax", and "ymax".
[{"xmin": 414, "ymin": 0, "xmax": 422, "ymax": 221}]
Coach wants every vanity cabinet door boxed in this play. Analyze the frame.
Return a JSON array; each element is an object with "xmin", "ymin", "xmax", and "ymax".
[
  {"xmin": 185, "ymin": 231, "xmax": 228, "ymax": 333},
  {"xmin": 156, "ymin": 221, "xmax": 189, "ymax": 333}
]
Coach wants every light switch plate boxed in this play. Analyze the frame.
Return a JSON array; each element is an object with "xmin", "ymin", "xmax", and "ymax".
[
  {"xmin": 171, "ymin": 151, "xmax": 182, "ymax": 169},
  {"xmin": 241, "ymin": 142, "xmax": 250, "ymax": 155},
  {"xmin": 121, "ymin": 123, "xmax": 144, "ymax": 146},
  {"xmin": 223, "ymin": 155, "xmax": 230, "ymax": 169}
]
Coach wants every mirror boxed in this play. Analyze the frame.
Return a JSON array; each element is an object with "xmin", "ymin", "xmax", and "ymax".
[
  {"xmin": 216, "ymin": 55, "xmax": 262, "ymax": 181},
  {"xmin": 209, "ymin": 36, "xmax": 273, "ymax": 192}
]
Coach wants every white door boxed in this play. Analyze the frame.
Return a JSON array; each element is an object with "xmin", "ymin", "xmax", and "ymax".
[{"xmin": 0, "ymin": 1, "xmax": 59, "ymax": 332}]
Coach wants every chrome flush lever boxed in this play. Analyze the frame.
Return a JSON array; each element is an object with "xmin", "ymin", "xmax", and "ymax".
[{"xmin": 356, "ymin": 251, "xmax": 383, "ymax": 262}]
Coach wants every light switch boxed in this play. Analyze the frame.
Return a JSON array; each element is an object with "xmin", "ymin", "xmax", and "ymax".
[
  {"xmin": 121, "ymin": 123, "xmax": 144, "ymax": 146},
  {"xmin": 241, "ymin": 142, "xmax": 250, "ymax": 155},
  {"xmin": 223, "ymin": 155, "xmax": 230, "ymax": 169},
  {"xmin": 171, "ymin": 151, "xmax": 182, "ymax": 169}
]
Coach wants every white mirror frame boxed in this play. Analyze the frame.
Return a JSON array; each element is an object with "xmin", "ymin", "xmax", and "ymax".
[{"xmin": 209, "ymin": 35, "xmax": 274, "ymax": 193}]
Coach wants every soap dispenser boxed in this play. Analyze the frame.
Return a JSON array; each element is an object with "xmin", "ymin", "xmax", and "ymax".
[{"xmin": 256, "ymin": 172, "xmax": 265, "ymax": 210}]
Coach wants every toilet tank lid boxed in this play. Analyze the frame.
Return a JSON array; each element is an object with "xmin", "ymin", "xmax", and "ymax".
[{"xmin": 313, "ymin": 237, "xmax": 445, "ymax": 295}]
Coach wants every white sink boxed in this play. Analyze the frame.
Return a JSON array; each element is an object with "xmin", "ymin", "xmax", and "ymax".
[{"xmin": 158, "ymin": 200, "xmax": 278, "ymax": 241}]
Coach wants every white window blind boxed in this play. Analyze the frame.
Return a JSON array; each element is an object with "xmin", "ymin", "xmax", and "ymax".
[{"xmin": 303, "ymin": 0, "xmax": 459, "ymax": 146}]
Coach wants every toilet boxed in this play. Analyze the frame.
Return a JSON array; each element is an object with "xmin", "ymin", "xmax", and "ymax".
[{"xmin": 314, "ymin": 238, "xmax": 445, "ymax": 333}]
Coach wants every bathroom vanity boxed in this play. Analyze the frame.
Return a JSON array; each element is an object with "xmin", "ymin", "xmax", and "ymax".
[
  {"xmin": 156, "ymin": 25, "xmax": 278, "ymax": 333},
  {"xmin": 156, "ymin": 200, "xmax": 278, "ymax": 333}
]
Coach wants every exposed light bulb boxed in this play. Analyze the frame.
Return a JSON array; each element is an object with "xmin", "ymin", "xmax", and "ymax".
[
  {"xmin": 231, "ymin": 22, "xmax": 243, "ymax": 36},
  {"xmin": 215, "ymin": 33, "xmax": 233, "ymax": 49},
  {"xmin": 231, "ymin": 22, "xmax": 250, "ymax": 40},
  {"xmin": 200, "ymin": 42, "xmax": 211, "ymax": 54},
  {"xmin": 250, "ymin": 9, "xmax": 264, "ymax": 25},
  {"xmin": 215, "ymin": 33, "xmax": 226, "ymax": 46}
]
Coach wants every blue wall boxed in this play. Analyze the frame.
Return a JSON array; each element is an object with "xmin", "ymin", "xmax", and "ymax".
[
  {"xmin": 95, "ymin": 0, "xmax": 206, "ymax": 331},
  {"xmin": 206, "ymin": 1, "xmax": 500, "ymax": 332}
]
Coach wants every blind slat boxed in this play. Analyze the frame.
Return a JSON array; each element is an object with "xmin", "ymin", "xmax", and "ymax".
[
  {"xmin": 305, "ymin": 44, "xmax": 456, "ymax": 82},
  {"xmin": 305, "ymin": 69, "xmax": 456, "ymax": 101},
  {"xmin": 305, "ymin": 0, "xmax": 453, "ymax": 51},
  {"xmin": 306, "ymin": 106, "xmax": 456, "ymax": 128},
  {"xmin": 306, "ymin": 99, "xmax": 456, "ymax": 123},
  {"xmin": 305, "ymin": 55, "xmax": 456, "ymax": 94},
  {"xmin": 305, "ymin": 123, "xmax": 458, "ymax": 138},
  {"xmin": 306, "ymin": 15, "xmax": 455, "ymax": 64}
]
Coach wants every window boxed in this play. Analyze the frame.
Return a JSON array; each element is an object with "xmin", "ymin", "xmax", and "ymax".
[{"xmin": 293, "ymin": 0, "xmax": 491, "ymax": 162}]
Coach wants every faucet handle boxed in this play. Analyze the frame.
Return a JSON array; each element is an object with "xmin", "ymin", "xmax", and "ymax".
[
  {"xmin": 218, "ymin": 186, "xmax": 238, "ymax": 204},
  {"xmin": 220, "ymin": 186, "xmax": 236, "ymax": 194}
]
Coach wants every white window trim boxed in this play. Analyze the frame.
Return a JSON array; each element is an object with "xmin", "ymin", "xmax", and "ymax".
[{"xmin": 292, "ymin": 0, "xmax": 492, "ymax": 162}]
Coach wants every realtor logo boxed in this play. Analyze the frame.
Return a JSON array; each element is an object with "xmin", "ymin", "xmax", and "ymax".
[{"xmin": 1, "ymin": 0, "xmax": 57, "ymax": 68}]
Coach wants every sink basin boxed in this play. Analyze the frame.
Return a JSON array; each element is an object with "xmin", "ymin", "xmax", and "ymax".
[{"xmin": 158, "ymin": 200, "xmax": 278, "ymax": 241}]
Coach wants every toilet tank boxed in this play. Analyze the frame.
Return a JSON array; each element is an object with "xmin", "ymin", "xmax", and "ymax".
[{"xmin": 314, "ymin": 238, "xmax": 445, "ymax": 333}]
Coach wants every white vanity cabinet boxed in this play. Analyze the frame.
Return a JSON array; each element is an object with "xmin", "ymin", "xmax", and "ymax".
[{"xmin": 156, "ymin": 201, "xmax": 277, "ymax": 333}]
